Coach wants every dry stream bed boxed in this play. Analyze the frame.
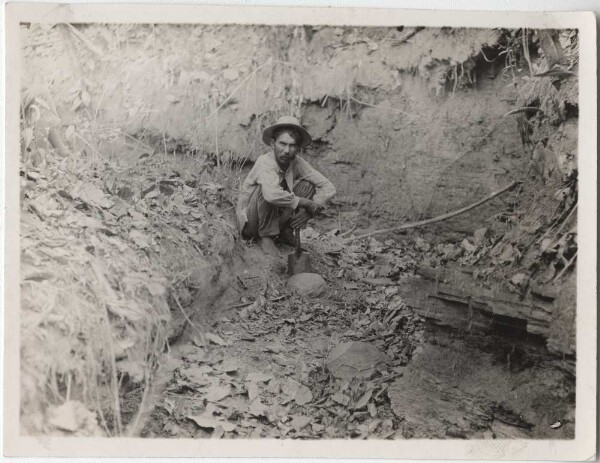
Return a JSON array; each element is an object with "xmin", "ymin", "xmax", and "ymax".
[{"xmin": 132, "ymin": 222, "xmax": 574, "ymax": 440}]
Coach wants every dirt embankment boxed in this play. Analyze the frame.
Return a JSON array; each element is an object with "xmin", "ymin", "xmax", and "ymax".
[{"xmin": 20, "ymin": 23, "xmax": 577, "ymax": 438}]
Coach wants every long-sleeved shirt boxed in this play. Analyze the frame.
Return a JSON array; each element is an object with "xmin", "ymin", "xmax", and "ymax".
[{"xmin": 237, "ymin": 151, "xmax": 336, "ymax": 229}]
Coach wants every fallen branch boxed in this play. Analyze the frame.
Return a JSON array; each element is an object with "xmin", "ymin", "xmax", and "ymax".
[
  {"xmin": 173, "ymin": 294, "xmax": 206, "ymax": 345},
  {"xmin": 228, "ymin": 295, "xmax": 288, "ymax": 310},
  {"xmin": 391, "ymin": 26, "xmax": 425, "ymax": 46},
  {"xmin": 344, "ymin": 181, "xmax": 520, "ymax": 244},
  {"xmin": 552, "ymin": 251, "xmax": 577, "ymax": 283},
  {"xmin": 503, "ymin": 107, "xmax": 544, "ymax": 118},
  {"xmin": 338, "ymin": 224, "xmax": 357, "ymax": 238}
]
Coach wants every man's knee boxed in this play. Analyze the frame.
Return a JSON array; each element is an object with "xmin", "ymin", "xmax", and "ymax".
[
  {"xmin": 244, "ymin": 186, "xmax": 281, "ymax": 238},
  {"xmin": 293, "ymin": 180, "xmax": 315, "ymax": 199}
]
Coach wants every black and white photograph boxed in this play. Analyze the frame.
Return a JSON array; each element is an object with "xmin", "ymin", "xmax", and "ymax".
[{"xmin": 3, "ymin": 4, "xmax": 597, "ymax": 459}]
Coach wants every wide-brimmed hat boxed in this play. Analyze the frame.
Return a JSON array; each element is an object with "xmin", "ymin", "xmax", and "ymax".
[{"xmin": 262, "ymin": 116, "xmax": 312, "ymax": 148}]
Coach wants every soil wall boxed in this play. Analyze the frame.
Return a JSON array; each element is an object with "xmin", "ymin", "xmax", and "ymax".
[
  {"xmin": 19, "ymin": 23, "xmax": 578, "ymax": 436},
  {"xmin": 25, "ymin": 24, "xmax": 531, "ymax": 235}
]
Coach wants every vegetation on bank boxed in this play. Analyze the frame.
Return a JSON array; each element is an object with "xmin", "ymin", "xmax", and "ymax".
[{"xmin": 20, "ymin": 24, "xmax": 577, "ymax": 435}]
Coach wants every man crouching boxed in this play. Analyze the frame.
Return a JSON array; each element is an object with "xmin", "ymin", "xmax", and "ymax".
[{"xmin": 237, "ymin": 116, "xmax": 336, "ymax": 255}]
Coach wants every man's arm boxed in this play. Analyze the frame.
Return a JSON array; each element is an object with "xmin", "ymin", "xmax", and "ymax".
[
  {"xmin": 295, "ymin": 156, "xmax": 336, "ymax": 206},
  {"xmin": 289, "ymin": 157, "xmax": 336, "ymax": 228},
  {"xmin": 255, "ymin": 158, "xmax": 300, "ymax": 210}
]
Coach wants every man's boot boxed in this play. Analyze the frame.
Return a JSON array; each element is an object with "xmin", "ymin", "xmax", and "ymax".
[
  {"xmin": 259, "ymin": 236, "xmax": 279, "ymax": 255},
  {"xmin": 277, "ymin": 227, "xmax": 296, "ymax": 247}
]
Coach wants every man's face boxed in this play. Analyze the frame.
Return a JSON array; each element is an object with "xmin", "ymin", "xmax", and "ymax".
[{"xmin": 272, "ymin": 131, "xmax": 299, "ymax": 169}]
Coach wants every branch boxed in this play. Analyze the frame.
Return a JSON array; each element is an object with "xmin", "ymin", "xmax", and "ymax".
[
  {"xmin": 391, "ymin": 26, "xmax": 425, "ymax": 46},
  {"xmin": 64, "ymin": 23, "xmax": 104, "ymax": 57},
  {"xmin": 344, "ymin": 181, "xmax": 520, "ymax": 244}
]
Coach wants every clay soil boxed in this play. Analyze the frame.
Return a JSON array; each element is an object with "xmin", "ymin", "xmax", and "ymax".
[
  {"xmin": 135, "ymin": 217, "xmax": 574, "ymax": 440},
  {"xmin": 20, "ymin": 23, "xmax": 578, "ymax": 440}
]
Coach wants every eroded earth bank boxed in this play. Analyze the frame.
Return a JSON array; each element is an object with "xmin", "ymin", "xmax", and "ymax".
[{"xmin": 20, "ymin": 24, "xmax": 577, "ymax": 439}]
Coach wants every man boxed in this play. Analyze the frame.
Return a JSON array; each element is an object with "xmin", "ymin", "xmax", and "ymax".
[{"xmin": 237, "ymin": 116, "xmax": 336, "ymax": 254}]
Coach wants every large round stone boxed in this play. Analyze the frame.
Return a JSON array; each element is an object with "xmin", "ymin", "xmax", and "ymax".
[{"xmin": 287, "ymin": 273, "xmax": 327, "ymax": 297}]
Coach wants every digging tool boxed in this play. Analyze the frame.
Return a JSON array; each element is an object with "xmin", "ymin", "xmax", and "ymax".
[{"xmin": 287, "ymin": 228, "xmax": 312, "ymax": 276}]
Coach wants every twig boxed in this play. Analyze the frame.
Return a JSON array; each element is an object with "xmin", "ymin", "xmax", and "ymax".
[
  {"xmin": 536, "ymin": 203, "xmax": 577, "ymax": 245},
  {"xmin": 479, "ymin": 47, "xmax": 498, "ymax": 63},
  {"xmin": 522, "ymin": 29, "xmax": 534, "ymax": 76},
  {"xmin": 173, "ymin": 294, "xmax": 205, "ymax": 340},
  {"xmin": 205, "ymin": 59, "xmax": 274, "ymax": 120},
  {"xmin": 125, "ymin": 324, "xmax": 153, "ymax": 437},
  {"xmin": 503, "ymin": 107, "xmax": 544, "ymax": 118},
  {"xmin": 338, "ymin": 224, "xmax": 357, "ymax": 238},
  {"xmin": 117, "ymin": 130, "xmax": 155, "ymax": 151},
  {"xmin": 348, "ymin": 96, "xmax": 408, "ymax": 116},
  {"xmin": 391, "ymin": 27, "xmax": 424, "ymax": 46},
  {"xmin": 552, "ymin": 203, "xmax": 578, "ymax": 237},
  {"xmin": 229, "ymin": 300, "xmax": 256, "ymax": 310},
  {"xmin": 345, "ymin": 181, "xmax": 520, "ymax": 243},
  {"xmin": 229, "ymin": 294, "xmax": 288, "ymax": 310},
  {"xmin": 372, "ymin": 371, "xmax": 405, "ymax": 384},
  {"xmin": 101, "ymin": 302, "xmax": 123, "ymax": 435},
  {"xmin": 64, "ymin": 23, "xmax": 104, "ymax": 57},
  {"xmin": 552, "ymin": 251, "xmax": 577, "ymax": 283},
  {"xmin": 74, "ymin": 132, "xmax": 103, "ymax": 158}
]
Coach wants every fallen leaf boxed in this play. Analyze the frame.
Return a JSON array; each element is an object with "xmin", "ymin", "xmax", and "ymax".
[
  {"xmin": 247, "ymin": 382, "xmax": 260, "ymax": 402},
  {"xmin": 246, "ymin": 372, "xmax": 273, "ymax": 383},
  {"xmin": 146, "ymin": 280, "xmax": 167, "ymax": 297},
  {"xmin": 267, "ymin": 379, "xmax": 281, "ymax": 394},
  {"xmin": 281, "ymin": 378, "xmax": 313, "ymax": 405},
  {"xmin": 354, "ymin": 389, "xmax": 372, "ymax": 410},
  {"xmin": 249, "ymin": 427, "xmax": 262, "ymax": 438},
  {"xmin": 299, "ymin": 313, "xmax": 313, "ymax": 322},
  {"xmin": 129, "ymin": 230, "xmax": 151, "ymax": 249},
  {"xmin": 294, "ymin": 384, "xmax": 313, "ymax": 405},
  {"xmin": 461, "ymin": 238, "xmax": 477, "ymax": 253},
  {"xmin": 162, "ymin": 399, "xmax": 174, "ymax": 415},
  {"xmin": 263, "ymin": 343, "xmax": 283, "ymax": 353},
  {"xmin": 205, "ymin": 332, "xmax": 228, "ymax": 346},
  {"xmin": 248, "ymin": 397, "xmax": 268, "ymax": 417},
  {"xmin": 550, "ymin": 421, "xmax": 562, "ymax": 429},
  {"xmin": 473, "ymin": 227, "xmax": 489, "ymax": 245},
  {"xmin": 540, "ymin": 238, "xmax": 554, "ymax": 253},
  {"xmin": 331, "ymin": 392, "xmax": 350, "ymax": 406},
  {"xmin": 204, "ymin": 403, "xmax": 218, "ymax": 416},
  {"xmin": 48, "ymin": 401, "xmax": 79, "ymax": 432},
  {"xmin": 311, "ymin": 423, "xmax": 325, "ymax": 432},
  {"xmin": 116, "ymin": 359, "xmax": 145, "ymax": 382},
  {"xmin": 204, "ymin": 384, "xmax": 231, "ymax": 402},
  {"xmin": 368, "ymin": 402, "xmax": 378, "ymax": 418},
  {"xmin": 510, "ymin": 273, "xmax": 529, "ymax": 286},
  {"xmin": 180, "ymin": 347, "xmax": 211, "ymax": 363},
  {"xmin": 290, "ymin": 415, "xmax": 311, "ymax": 431},
  {"xmin": 218, "ymin": 359, "xmax": 239, "ymax": 373},
  {"xmin": 187, "ymin": 415, "xmax": 236, "ymax": 432},
  {"xmin": 71, "ymin": 183, "xmax": 114, "ymax": 209}
]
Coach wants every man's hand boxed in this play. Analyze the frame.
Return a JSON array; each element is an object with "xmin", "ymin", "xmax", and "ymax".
[
  {"xmin": 291, "ymin": 209, "xmax": 311, "ymax": 229},
  {"xmin": 298, "ymin": 198, "xmax": 323, "ymax": 216}
]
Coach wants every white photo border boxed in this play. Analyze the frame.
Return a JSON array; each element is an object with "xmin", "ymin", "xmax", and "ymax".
[{"xmin": 3, "ymin": 4, "xmax": 597, "ymax": 459}]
